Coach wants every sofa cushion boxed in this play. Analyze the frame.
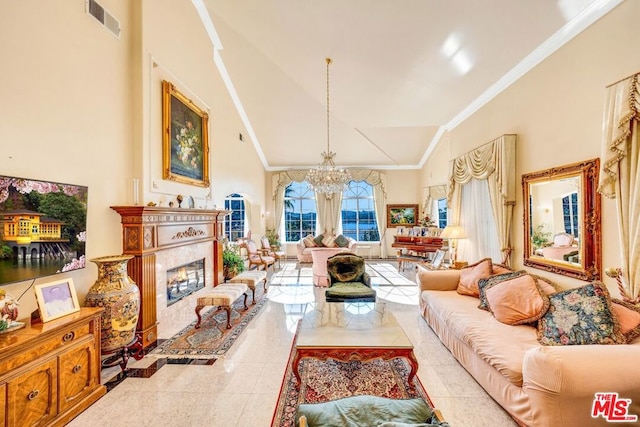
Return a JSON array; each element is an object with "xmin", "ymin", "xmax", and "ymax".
[
  {"xmin": 611, "ymin": 298, "xmax": 640, "ymax": 343},
  {"xmin": 304, "ymin": 234, "xmax": 318, "ymax": 248},
  {"xmin": 422, "ymin": 289, "xmax": 538, "ymax": 386},
  {"xmin": 314, "ymin": 234, "xmax": 325, "ymax": 247},
  {"xmin": 484, "ymin": 273, "xmax": 550, "ymax": 326},
  {"xmin": 457, "ymin": 258, "xmax": 492, "ymax": 298},
  {"xmin": 334, "ymin": 234, "xmax": 349, "ymax": 248},
  {"xmin": 537, "ymin": 281, "xmax": 626, "ymax": 346}
]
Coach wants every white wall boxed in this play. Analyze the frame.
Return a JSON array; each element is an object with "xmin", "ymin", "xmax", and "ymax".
[
  {"xmin": 420, "ymin": 0, "xmax": 640, "ymax": 291},
  {"xmin": 0, "ymin": 0, "xmax": 266, "ymax": 315}
]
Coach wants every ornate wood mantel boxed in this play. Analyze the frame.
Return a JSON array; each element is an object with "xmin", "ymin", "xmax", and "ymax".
[{"xmin": 111, "ymin": 206, "xmax": 230, "ymax": 349}]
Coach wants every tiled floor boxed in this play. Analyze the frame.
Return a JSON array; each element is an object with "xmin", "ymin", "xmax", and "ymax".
[{"xmin": 68, "ymin": 261, "xmax": 517, "ymax": 427}]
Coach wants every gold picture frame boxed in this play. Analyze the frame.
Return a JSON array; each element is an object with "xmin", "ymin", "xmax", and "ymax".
[
  {"xmin": 387, "ymin": 204, "xmax": 419, "ymax": 227},
  {"xmin": 162, "ymin": 80, "xmax": 210, "ymax": 187},
  {"xmin": 34, "ymin": 278, "xmax": 81, "ymax": 322}
]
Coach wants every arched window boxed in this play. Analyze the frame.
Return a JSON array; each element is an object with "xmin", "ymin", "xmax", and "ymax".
[
  {"xmin": 224, "ymin": 193, "xmax": 245, "ymax": 242},
  {"xmin": 341, "ymin": 181, "xmax": 379, "ymax": 241},
  {"xmin": 284, "ymin": 181, "xmax": 316, "ymax": 242},
  {"xmin": 562, "ymin": 192, "xmax": 579, "ymax": 238}
]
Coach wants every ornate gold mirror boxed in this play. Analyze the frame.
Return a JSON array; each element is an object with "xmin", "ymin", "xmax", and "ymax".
[{"xmin": 522, "ymin": 158, "xmax": 601, "ymax": 281}]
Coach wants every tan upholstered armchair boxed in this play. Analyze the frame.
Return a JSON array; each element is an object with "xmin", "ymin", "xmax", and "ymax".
[
  {"xmin": 325, "ymin": 252, "xmax": 376, "ymax": 302},
  {"xmin": 242, "ymin": 240, "xmax": 276, "ymax": 271},
  {"xmin": 259, "ymin": 236, "xmax": 285, "ymax": 267}
]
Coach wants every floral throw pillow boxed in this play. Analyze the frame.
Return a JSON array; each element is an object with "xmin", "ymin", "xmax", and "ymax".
[{"xmin": 537, "ymin": 282, "xmax": 625, "ymax": 346}]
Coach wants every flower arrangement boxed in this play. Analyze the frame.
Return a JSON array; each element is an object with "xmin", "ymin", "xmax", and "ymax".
[
  {"xmin": 421, "ymin": 215, "xmax": 436, "ymax": 227},
  {"xmin": 176, "ymin": 121, "xmax": 201, "ymax": 168}
]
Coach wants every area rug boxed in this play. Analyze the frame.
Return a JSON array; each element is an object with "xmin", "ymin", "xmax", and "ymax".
[
  {"xmin": 271, "ymin": 343, "xmax": 435, "ymax": 427},
  {"xmin": 148, "ymin": 287, "xmax": 268, "ymax": 360}
]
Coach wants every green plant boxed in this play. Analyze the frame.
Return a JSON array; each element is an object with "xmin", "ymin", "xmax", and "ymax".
[
  {"xmin": 531, "ymin": 224, "xmax": 552, "ymax": 251},
  {"xmin": 265, "ymin": 228, "xmax": 281, "ymax": 249},
  {"xmin": 222, "ymin": 241, "xmax": 245, "ymax": 279}
]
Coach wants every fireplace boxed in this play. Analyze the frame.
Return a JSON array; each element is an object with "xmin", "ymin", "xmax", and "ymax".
[{"xmin": 166, "ymin": 259, "xmax": 204, "ymax": 306}]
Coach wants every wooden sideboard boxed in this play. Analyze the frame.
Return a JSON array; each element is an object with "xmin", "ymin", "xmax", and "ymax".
[
  {"xmin": 0, "ymin": 308, "xmax": 105, "ymax": 427},
  {"xmin": 110, "ymin": 206, "xmax": 230, "ymax": 350}
]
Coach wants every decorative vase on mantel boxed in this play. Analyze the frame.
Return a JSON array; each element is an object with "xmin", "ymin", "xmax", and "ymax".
[{"xmin": 85, "ymin": 255, "xmax": 140, "ymax": 354}]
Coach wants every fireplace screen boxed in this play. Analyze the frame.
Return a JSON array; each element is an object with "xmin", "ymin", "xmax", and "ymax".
[{"xmin": 166, "ymin": 259, "xmax": 205, "ymax": 306}]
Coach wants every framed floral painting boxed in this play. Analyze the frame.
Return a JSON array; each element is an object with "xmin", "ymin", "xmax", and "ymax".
[
  {"xmin": 162, "ymin": 80, "xmax": 210, "ymax": 187},
  {"xmin": 387, "ymin": 204, "xmax": 419, "ymax": 227}
]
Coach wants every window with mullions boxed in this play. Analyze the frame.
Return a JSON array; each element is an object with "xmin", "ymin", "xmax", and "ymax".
[
  {"xmin": 562, "ymin": 192, "xmax": 579, "ymax": 238},
  {"xmin": 341, "ymin": 181, "xmax": 379, "ymax": 241},
  {"xmin": 224, "ymin": 193, "xmax": 245, "ymax": 242},
  {"xmin": 437, "ymin": 198, "xmax": 447, "ymax": 229},
  {"xmin": 284, "ymin": 181, "xmax": 316, "ymax": 242}
]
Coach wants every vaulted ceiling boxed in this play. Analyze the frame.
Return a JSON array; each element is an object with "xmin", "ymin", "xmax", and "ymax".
[{"xmin": 199, "ymin": 0, "xmax": 622, "ymax": 170}]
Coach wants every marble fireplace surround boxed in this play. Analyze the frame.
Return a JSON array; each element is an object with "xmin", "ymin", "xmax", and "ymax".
[
  {"xmin": 111, "ymin": 206, "xmax": 229, "ymax": 349},
  {"xmin": 156, "ymin": 242, "xmax": 213, "ymax": 339}
]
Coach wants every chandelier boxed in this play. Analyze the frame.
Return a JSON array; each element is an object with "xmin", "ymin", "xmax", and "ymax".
[{"xmin": 306, "ymin": 58, "xmax": 351, "ymax": 195}]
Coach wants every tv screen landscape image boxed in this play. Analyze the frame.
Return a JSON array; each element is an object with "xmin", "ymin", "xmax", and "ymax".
[{"xmin": 0, "ymin": 176, "xmax": 88, "ymax": 285}]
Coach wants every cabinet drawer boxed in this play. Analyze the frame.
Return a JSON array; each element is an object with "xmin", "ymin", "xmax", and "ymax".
[
  {"xmin": 0, "ymin": 324, "xmax": 90, "ymax": 375},
  {"xmin": 58, "ymin": 338, "xmax": 97, "ymax": 413},
  {"xmin": 6, "ymin": 358, "xmax": 57, "ymax": 427}
]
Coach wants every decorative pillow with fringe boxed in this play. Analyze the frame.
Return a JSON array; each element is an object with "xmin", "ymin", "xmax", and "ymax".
[
  {"xmin": 483, "ymin": 273, "xmax": 550, "ymax": 326},
  {"xmin": 537, "ymin": 281, "xmax": 625, "ymax": 345}
]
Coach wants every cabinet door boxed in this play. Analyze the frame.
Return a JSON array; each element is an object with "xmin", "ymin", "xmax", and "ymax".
[
  {"xmin": 58, "ymin": 339, "xmax": 97, "ymax": 413},
  {"xmin": 7, "ymin": 358, "xmax": 57, "ymax": 427},
  {"xmin": 0, "ymin": 382, "xmax": 6, "ymax": 427}
]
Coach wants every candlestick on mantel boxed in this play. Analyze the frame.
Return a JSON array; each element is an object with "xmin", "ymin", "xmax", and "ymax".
[{"xmin": 132, "ymin": 178, "xmax": 140, "ymax": 205}]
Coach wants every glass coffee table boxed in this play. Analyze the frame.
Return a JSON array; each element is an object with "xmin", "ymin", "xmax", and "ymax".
[{"xmin": 292, "ymin": 302, "xmax": 418, "ymax": 387}]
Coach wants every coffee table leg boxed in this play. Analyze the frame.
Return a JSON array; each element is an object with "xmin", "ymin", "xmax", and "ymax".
[
  {"xmin": 292, "ymin": 351, "xmax": 303, "ymax": 387},
  {"xmin": 407, "ymin": 351, "xmax": 419, "ymax": 386}
]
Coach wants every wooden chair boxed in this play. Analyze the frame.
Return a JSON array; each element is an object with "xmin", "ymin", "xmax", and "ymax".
[
  {"xmin": 243, "ymin": 240, "xmax": 276, "ymax": 271},
  {"xmin": 259, "ymin": 236, "xmax": 286, "ymax": 267}
]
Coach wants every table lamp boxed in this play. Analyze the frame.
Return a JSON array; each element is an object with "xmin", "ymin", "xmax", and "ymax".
[{"xmin": 440, "ymin": 225, "xmax": 467, "ymax": 267}]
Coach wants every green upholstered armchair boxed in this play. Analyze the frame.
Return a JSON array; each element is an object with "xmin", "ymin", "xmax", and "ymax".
[{"xmin": 325, "ymin": 252, "xmax": 376, "ymax": 303}]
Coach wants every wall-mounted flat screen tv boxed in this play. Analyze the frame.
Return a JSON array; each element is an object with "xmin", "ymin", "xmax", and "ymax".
[{"xmin": 0, "ymin": 176, "xmax": 88, "ymax": 285}]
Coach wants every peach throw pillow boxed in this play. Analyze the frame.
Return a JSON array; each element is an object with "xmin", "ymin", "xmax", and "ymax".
[
  {"xmin": 457, "ymin": 258, "xmax": 492, "ymax": 297},
  {"xmin": 484, "ymin": 274, "xmax": 550, "ymax": 325},
  {"xmin": 611, "ymin": 299, "xmax": 640, "ymax": 343}
]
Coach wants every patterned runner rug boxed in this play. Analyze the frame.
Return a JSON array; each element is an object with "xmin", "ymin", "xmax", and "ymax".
[
  {"xmin": 148, "ymin": 286, "xmax": 268, "ymax": 359},
  {"xmin": 271, "ymin": 342, "xmax": 435, "ymax": 427}
]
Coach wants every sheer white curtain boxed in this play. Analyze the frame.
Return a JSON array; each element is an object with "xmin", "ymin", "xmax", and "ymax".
[
  {"xmin": 598, "ymin": 72, "xmax": 640, "ymax": 303},
  {"xmin": 457, "ymin": 179, "xmax": 502, "ymax": 263}
]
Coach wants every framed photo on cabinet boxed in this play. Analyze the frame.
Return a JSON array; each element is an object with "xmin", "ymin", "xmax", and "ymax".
[{"xmin": 34, "ymin": 278, "xmax": 81, "ymax": 322}]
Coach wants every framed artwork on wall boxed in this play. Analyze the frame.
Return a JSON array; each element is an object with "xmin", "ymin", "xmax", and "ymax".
[
  {"xmin": 162, "ymin": 80, "xmax": 210, "ymax": 187},
  {"xmin": 34, "ymin": 278, "xmax": 80, "ymax": 322},
  {"xmin": 387, "ymin": 204, "xmax": 419, "ymax": 227}
]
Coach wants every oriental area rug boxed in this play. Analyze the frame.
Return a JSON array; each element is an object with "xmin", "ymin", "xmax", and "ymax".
[
  {"xmin": 148, "ymin": 287, "xmax": 268, "ymax": 360},
  {"xmin": 271, "ymin": 345, "xmax": 436, "ymax": 427}
]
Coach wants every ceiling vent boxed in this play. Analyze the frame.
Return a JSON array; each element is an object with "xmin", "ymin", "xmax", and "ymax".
[{"xmin": 86, "ymin": 0, "xmax": 121, "ymax": 39}]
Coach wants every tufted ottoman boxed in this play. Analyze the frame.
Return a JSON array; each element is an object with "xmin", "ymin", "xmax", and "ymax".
[
  {"xmin": 195, "ymin": 283, "xmax": 249, "ymax": 329},
  {"xmin": 228, "ymin": 270, "xmax": 268, "ymax": 304}
]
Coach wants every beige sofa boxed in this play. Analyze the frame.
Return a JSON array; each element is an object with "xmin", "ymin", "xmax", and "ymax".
[
  {"xmin": 296, "ymin": 234, "xmax": 357, "ymax": 263},
  {"xmin": 417, "ymin": 267, "xmax": 640, "ymax": 427}
]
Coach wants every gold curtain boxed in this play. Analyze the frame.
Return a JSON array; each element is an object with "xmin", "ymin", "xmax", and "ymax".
[
  {"xmin": 597, "ymin": 73, "xmax": 640, "ymax": 302},
  {"xmin": 448, "ymin": 135, "xmax": 516, "ymax": 265}
]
